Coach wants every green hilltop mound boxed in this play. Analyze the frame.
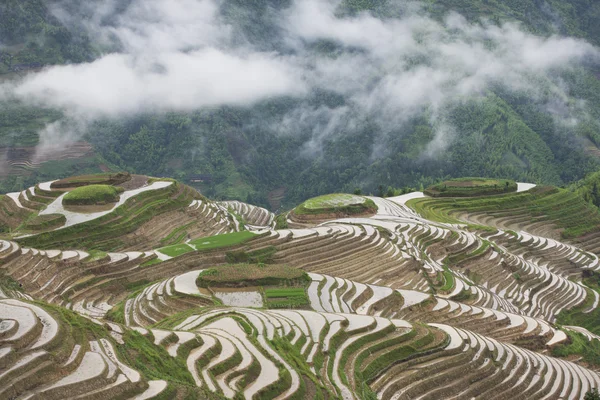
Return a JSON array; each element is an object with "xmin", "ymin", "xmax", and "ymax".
[
  {"xmin": 288, "ymin": 193, "xmax": 377, "ymax": 228},
  {"xmin": 424, "ymin": 178, "xmax": 518, "ymax": 198},
  {"xmin": 63, "ymin": 184, "xmax": 124, "ymax": 206},
  {"xmin": 197, "ymin": 263, "xmax": 309, "ymax": 288},
  {"xmin": 50, "ymin": 172, "xmax": 131, "ymax": 189},
  {"xmin": 294, "ymin": 193, "xmax": 377, "ymax": 216}
]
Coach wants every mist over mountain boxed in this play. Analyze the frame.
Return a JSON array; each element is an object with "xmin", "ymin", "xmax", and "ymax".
[{"xmin": 1, "ymin": 0, "xmax": 600, "ymax": 209}]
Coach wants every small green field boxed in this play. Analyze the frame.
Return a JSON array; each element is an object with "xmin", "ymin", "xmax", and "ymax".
[
  {"xmin": 23, "ymin": 213, "xmax": 66, "ymax": 231},
  {"xmin": 188, "ymin": 231, "xmax": 256, "ymax": 250},
  {"xmin": 83, "ymin": 250, "xmax": 108, "ymax": 262},
  {"xmin": 197, "ymin": 264, "xmax": 309, "ymax": 287},
  {"xmin": 424, "ymin": 178, "xmax": 517, "ymax": 197},
  {"xmin": 157, "ymin": 231, "xmax": 257, "ymax": 258},
  {"xmin": 265, "ymin": 287, "xmax": 309, "ymax": 309},
  {"xmin": 294, "ymin": 193, "xmax": 377, "ymax": 216},
  {"xmin": 63, "ymin": 184, "xmax": 124, "ymax": 205},
  {"xmin": 158, "ymin": 243, "xmax": 194, "ymax": 258}
]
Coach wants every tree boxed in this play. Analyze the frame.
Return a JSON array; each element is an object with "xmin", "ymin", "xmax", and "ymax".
[
  {"xmin": 593, "ymin": 182, "xmax": 600, "ymax": 208},
  {"xmin": 585, "ymin": 388, "xmax": 600, "ymax": 400}
]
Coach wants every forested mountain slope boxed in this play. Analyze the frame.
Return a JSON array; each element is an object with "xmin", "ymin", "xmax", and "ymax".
[{"xmin": 1, "ymin": 0, "xmax": 600, "ymax": 210}]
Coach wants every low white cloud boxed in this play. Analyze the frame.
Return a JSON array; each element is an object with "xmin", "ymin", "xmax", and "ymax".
[
  {"xmin": 6, "ymin": 0, "xmax": 304, "ymax": 117},
  {"xmin": 2, "ymin": 0, "xmax": 599, "ymax": 157},
  {"xmin": 13, "ymin": 49, "xmax": 304, "ymax": 116},
  {"xmin": 277, "ymin": 0, "xmax": 600, "ymax": 155}
]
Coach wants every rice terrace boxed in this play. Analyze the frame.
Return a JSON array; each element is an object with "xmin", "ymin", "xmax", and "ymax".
[
  {"xmin": 4, "ymin": 0, "xmax": 600, "ymax": 398},
  {"xmin": 1, "ymin": 172, "xmax": 600, "ymax": 399}
]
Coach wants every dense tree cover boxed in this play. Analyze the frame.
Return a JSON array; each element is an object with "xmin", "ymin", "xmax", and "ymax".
[
  {"xmin": 82, "ymin": 88, "xmax": 600, "ymax": 210},
  {"xmin": 0, "ymin": 0, "xmax": 95, "ymax": 70},
  {"xmin": 349, "ymin": 0, "xmax": 600, "ymax": 46},
  {"xmin": 1, "ymin": 0, "xmax": 600, "ymax": 210},
  {"xmin": 586, "ymin": 388, "xmax": 600, "ymax": 400},
  {"xmin": 572, "ymin": 170, "xmax": 600, "ymax": 209}
]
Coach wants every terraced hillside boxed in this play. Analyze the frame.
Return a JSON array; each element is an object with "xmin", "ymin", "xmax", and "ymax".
[
  {"xmin": 0, "ymin": 173, "xmax": 249, "ymax": 251},
  {"xmin": 2, "ymin": 175, "xmax": 600, "ymax": 399}
]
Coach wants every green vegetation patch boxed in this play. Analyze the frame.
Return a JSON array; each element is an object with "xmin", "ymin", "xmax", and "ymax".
[
  {"xmin": 304, "ymin": 193, "xmax": 366, "ymax": 209},
  {"xmin": 83, "ymin": 250, "xmax": 108, "ymax": 262},
  {"xmin": 23, "ymin": 213, "xmax": 65, "ymax": 230},
  {"xmin": 552, "ymin": 331, "xmax": 600, "ymax": 368},
  {"xmin": 158, "ymin": 231, "xmax": 257, "ymax": 259},
  {"xmin": 0, "ymin": 273, "xmax": 23, "ymax": 294},
  {"xmin": 51, "ymin": 172, "xmax": 131, "ymax": 189},
  {"xmin": 188, "ymin": 231, "xmax": 256, "ymax": 250},
  {"xmin": 117, "ymin": 330, "xmax": 195, "ymax": 385},
  {"xmin": 265, "ymin": 287, "xmax": 309, "ymax": 309},
  {"xmin": 556, "ymin": 271, "xmax": 600, "ymax": 335},
  {"xmin": 197, "ymin": 264, "xmax": 310, "ymax": 288},
  {"xmin": 294, "ymin": 193, "xmax": 377, "ymax": 216},
  {"xmin": 63, "ymin": 184, "xmax": 124, "ymax": 206},
  {"xmin": 438, "ymin": 267, "xmax": 455, "ymax": 292},
  {"xmin": 424, "ymin": 178, "xmax": 517, "ymax": 197},
  {"xmin": 226, "ymin": 246, "xmax": 277, "ymax": 264},
  {"xmin": 141, "ymin": 257, "xmax": 163, "ymax": 267},
  {"xmin": 274, "ymin": 214, "xmax": 288, "ymax": 229},
  {"xmin": 158, "ymin": 243, "xmax": 194, "ymax": 258},
  {"xmin": 409, "ymin": 186, "xmax": 600, "ymax": 239},
  {"xmin": 159, "ymin": 222, "xmax": 196, "ymax": 246}
]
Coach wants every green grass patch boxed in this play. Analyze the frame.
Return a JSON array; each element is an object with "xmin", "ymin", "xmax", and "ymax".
[
  {"xmin": 294, "ymin": 193, "xmax": 377, "ymax": 216},
  {"xmin": 158, "ymin": 231, "xmax": 257, "ymax": 258},
  {"xmin": 83, "ymin": 250, "xmax": 108, "ymax": 262},
  {"xmin": 141, "ymin": 257, "xmax": 163, "ymax": 267},
  {"xmin": 157, "ymin": 243, "xmax": 194, "ymax": 258},
  {"xmin": 23, "ymin": 213, "xmax": 66, "ymax": 231},
  {"xmin": 552, "ymin": 331, "xmax": 600, "ymax": 368},
  {"xmin": 188, "ymin": 231, "xmax": 256, "ymax": 250},
  {"xmin": 197, "ymin": 264, "xmax": 310, "ymax": 288},
  {"xmin": 117, "ymin": 330, "xmax": 195, "ymax": 385},
  {"xmin": 63, "ymin": 184, "xmax": 124, "ymax": 206},
  {"xmin": 152, "ymin": 307, "xmax": 213, "ymax": 330},
  {"xmin": 159, "ymin": 222, "xmax": 196, "ymax": 246},
  {"xmin": 226, "ymin": 246, "xmax": 277, "ymax": 264},
  {"xmin": 438, "ymin": 267, "xmax": 455, "ymax": 292},
  {"xmin": 105, "ymin": 301, "xmax": 125, "ymax": 325},
  {"xmin": 265, "ymin": 287, "xmax": 309, "ymax": 309},
  {"xmin": 0, "ymin": 273, "xmax": 23, "ymax": 293},
  {"xmin": 229, "ymin": 209, "xmax": 246, "ymax": 231}
]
